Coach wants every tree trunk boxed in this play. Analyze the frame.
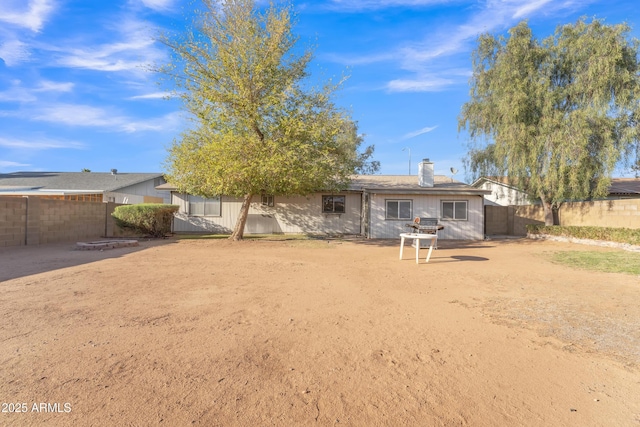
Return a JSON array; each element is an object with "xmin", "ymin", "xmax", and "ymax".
[
  {"xmin": 539, "ymin": 194, "xmax": 554, "ymax": 226},
  {"xmin": 552, "ymin": 205, "xmax": 560, "ymax": 226},
  {"xmin": 230, "ymin": 194, "xmax": 253, "ymax": 241}
]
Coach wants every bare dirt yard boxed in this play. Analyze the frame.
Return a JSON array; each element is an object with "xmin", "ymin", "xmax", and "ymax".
[{"xmin": 1, "ymin": 237, "xmax": 639, "ymax": 426}]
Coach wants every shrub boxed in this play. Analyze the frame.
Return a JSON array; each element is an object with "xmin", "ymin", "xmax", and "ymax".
[
  {"xmin": 112, "ymin": 204, "xmax": 179, "ymax": 237},
  {"xmin": 526, "ymin": 224, "xmax": 640, "ymax": 246}
]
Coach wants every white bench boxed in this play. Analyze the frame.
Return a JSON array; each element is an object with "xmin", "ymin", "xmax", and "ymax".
[{"xmin": 399, "ymin": 233, "xmax": 438, "ymax": 264}]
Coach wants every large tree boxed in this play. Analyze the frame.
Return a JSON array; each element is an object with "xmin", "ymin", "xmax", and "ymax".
[
  {"xmin": 158, "ymin": 0, "xmax": 378, "ymax": 240},
  {"xmin": 459, "ymin": 19, "xmax": 640, "ymax": 225}
]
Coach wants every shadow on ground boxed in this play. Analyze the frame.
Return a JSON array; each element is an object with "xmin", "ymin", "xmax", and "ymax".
[{"xmin": 0, "ymin": 238, "xmax": 177, "ymax": 282}]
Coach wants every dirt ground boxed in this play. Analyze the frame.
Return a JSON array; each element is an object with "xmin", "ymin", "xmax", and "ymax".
[{"xmin": 1, "ymin": 236, "xmax": 639, "ymax": 426}]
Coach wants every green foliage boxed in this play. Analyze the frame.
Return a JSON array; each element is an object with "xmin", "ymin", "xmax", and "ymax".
[
  {"xmin": 112, "ymin": 204, "xmax": 179, "ymax": 238},
  {"xmin": 526, "ymin": 224, "xmax": 640, "ymax": 246},
  {"xmin": 460, "ymin": 19, "xmax": 640, "ymax": 224},
  {"xmin": 549, "ymin": 251, "xmax": 640, "ymax": 276},
  {"xmin": 156, "ymin": 0, "xmax": 378, "ymax": 239}
]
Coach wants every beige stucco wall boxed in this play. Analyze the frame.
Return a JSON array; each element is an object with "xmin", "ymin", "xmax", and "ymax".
[{"xmin": 171, "ymin": 193, "xmax": 363, "ymax": 235}]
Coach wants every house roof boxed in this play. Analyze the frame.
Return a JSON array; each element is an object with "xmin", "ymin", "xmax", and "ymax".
[
  {"xmin": 348, "ymin": 175, "xmax": 490, "ymax": 195},
  {"xmin": 157, "ymin": 175, "xmax": 491, "ymax": 196},
  {"xmin": 0, "ymin": 172, "xmax": 164, "ymax": 195}
]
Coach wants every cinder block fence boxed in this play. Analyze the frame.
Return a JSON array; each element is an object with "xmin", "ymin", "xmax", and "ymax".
[
  {"xmin": 485, "ymin": 199, "xmax": 640, "ymax": 236},
  {"xmin": 0, "ymin": 196, "xmax": 125, "ymax": 247}
]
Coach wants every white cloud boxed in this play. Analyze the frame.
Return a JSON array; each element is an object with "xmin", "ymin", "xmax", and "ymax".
[
  {"xmin": 0, "ymin": 39, "xmax": 31, "ymax": 66},
  {"xmin": 128, "ymin": 92, "xmax": 171, "ymax": 100},
  {"xmin": 387, "ymin": 76, "xmax": 453, "ymax": 92},
  {"xmin": 0, "ymin": 136, "xmax": 84, "ymax": 150},
  {"xmin": 30, "ymin": 103, "xmax": 130, "ymax": 128},
  {"xmin": 0, "ymin": 160, "xmax": 30, "ymax": 168},
  {"xmin": 139, "ymin": 0, "xmax": 175, "ymax": 12},
  {"xmin": 121, "ymin": 111, "xmax": 184, "ymax": 133},
  {"xmin": 34, "ymin": 80, "xmax": 74, "ymax": 93},
  {"xmin": 0, "ymin": 81, "xmax": 36, "ymax": 102},
  {"xmin": 327, "ymin": 0, "xmax": 452, "ymax": 11},
  {"xmin": 0, "ymin": 79, "xmax": 74, "ymax": 102},
  {"xmin": 402, "ymin": 125, "xmax": 438, "ymax": 140},
  {"xmin": 0, "ymin": 0, "xmax": 57, "ymax": 32},
  {"xmin": 4, "ymin": 102, "xmax": 183, "ymax": 134},
  {"xmin": 512, "ymin": 0, "xmax": 554, "ymax": 19},
  {"xmin": 343, "ymin": 0, "xmax": 590, "ymax": 93},
  {"xmin": 52, "ymin": 18, "xmax": 166, "ymax": 74}
]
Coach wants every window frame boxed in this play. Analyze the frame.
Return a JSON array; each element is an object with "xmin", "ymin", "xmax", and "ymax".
[
  {"xmin": 322, "ymin": 195, "xmax": 346, "ymax": 214},
  {"xmin": 441, "ymin": 200, "xmax": 468, "ymax": 221},
  {"xmin": 187, "ymin": 195, "xmax": 222, "ymax": 217},
  {"xmin": 385, "ymin": 199, "xmax": 413, "ymax": 220},
  {"xmin": 261, "ymin": 194, "xmax": 274, "ymax": 207}
]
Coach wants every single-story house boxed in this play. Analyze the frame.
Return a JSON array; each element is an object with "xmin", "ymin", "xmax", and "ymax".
[
  {"xmin": 0, "ymin": 171, "xmax": 169, "ymax": 204},
  {"xmin": 471, "ymin": 177, "xmax": 532, "ymax": 206},
  {"xmin": 472, "ymin": 176, "xmax": 640, "ymax": 206},
  {"xmin": 158, "ymin": 159, "xmax": 491, "ymax": 240}
]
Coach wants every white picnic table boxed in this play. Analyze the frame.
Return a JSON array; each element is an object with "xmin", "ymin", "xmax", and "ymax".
[{"xmin": 399, "ymin": 232, "xmax": 438, "ymax": 264}]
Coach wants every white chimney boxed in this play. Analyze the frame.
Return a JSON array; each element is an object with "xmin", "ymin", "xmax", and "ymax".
[{"xmin": 418, "ymin": 158, "xmax": 434, "ymax": 187}]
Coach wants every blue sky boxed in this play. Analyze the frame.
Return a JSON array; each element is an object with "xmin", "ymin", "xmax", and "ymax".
[{"xmin": 1, "ymin": 0, "xmax": 638, "ymax": 180}]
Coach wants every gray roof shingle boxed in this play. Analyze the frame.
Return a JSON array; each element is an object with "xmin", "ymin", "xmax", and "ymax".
[{"xmin": 0, "ymin": 172, "xmax": 164, "ymax": 193}]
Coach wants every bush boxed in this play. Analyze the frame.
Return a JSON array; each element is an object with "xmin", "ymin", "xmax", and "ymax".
[
  {"xmin": 526, "ymin": 224, "xmax": 640, "ymax": 246},
  {"xmin": 112, "ymin": 204, "xmax": 179, "ymax": 237}
]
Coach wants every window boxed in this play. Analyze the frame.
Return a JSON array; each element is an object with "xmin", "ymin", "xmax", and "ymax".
[
  {"xmin": 386, "ymin": 200, "xmax": 412, "ymax": 220},
  {"xmin": 322, "ymin": 195, "xmax": 345, "ymax": 213},
  {"xmin": 188, "ymin": 195, "xmax": 221, "ymax": 216},
  {"xmin": 441, "ymin": 200, "xmax": 467, "ymax": 221},
  {"xmin": 261, "ymin": 194, "xmax": 274, "ymax": 207}
]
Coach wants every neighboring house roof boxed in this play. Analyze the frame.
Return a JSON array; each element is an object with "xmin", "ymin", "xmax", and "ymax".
[
  {"xmin": 157, "ymin": 175, "xmax": 491, "ymax": 196},
  {"xmin": 472, "ymin": 176, "xmax": 640, "ymax": 197},
  {"xmin": 0, "ymin": 172, "xmax": 164, "ymax": 195},
  {"xmin": 471, "ymin": 176, "xmax": 524, "ymax": 192},
  {"xmin": 609, "ymin": 178, "xmax": 640, "ymax": 197}
]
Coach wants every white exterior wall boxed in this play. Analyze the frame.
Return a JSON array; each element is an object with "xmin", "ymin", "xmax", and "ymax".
[
  {"xmin": 368, "ymin": 193, "xmax": 484, "ymax": 240},
  {"xmin": 105, "ymin": 178, "xmax": 170, "ymax": 204},
  {"xmin": 171, "ymin": 192, "xmax": 362, "ymax": 235},
  {"xmin": 480, "ymin": 181, "xmax": 530, "ymax": 206}
]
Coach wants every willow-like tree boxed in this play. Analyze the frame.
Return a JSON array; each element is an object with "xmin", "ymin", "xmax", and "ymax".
[
  {"xmin": 459, "ymin": 19, "xmax": 640, "ymax": 225},
  {"xmin": 157, "ymin": 0, "xmax": 378, "ymax": 240}
]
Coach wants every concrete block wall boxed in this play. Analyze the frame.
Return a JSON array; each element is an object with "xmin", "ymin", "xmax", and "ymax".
[
  {"xmin": 484, "ymin": 199, "xmax": 639, "ymax": 236},
  {"xmin": 559, "ymin": 199, "xmax": 640, "ymax": 229},
  {"xmin": 512, "ymin": 205, "xmax": 546, "ymax": 235},
  {"xmin": 0, "ymin": 197, "xmax": 27, "ymax": 247},
  {"xmin": 37, "ymin": 199, "xmax": 107, "ymax": 244},
  {"xmin": 0, "ymin": 197, "xmax": 129, "ymax": 247}
]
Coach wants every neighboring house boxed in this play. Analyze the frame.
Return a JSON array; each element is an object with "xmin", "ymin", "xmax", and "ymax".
[
  {"xmin": 158, "ymin": 159, "xmax": 491, "ymax": 240},
  {"xmin": 608, "ymin": 178, "xmax": 640, "ymax": 199},
  {"xmin": 471, "ymin": 177, "xmax": 532, "ymax": 206},
  {"xmin": 472, "ymin": 176, "xmax": 640, "ymax": 206},
  {"xmin": 0, "ymin": 171, "xmax": 169, "ymax": 204}
]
